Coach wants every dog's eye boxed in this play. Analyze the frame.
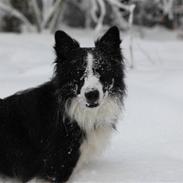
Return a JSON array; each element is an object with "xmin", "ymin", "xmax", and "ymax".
[
  {"xmin": 105, "ymin": 65, "xmax": 112, "ymax": 72},
  {"xmin": 73, "ymin": 67, "xmax": 85, "ymax": 77},
  {"xmin": 76, "ymin": 70, "xmax": 81, "ymax": 75},
  {"xmin": 96, "ymin": 68, "xmax": 112, "ymax": 83},
  {"xmin": 70, "ymin": 59, "xmax": 86, "ymax": 68},
  {"xmin": 95, "ymin": 64, "xmax": 112, "ymax": 75}
]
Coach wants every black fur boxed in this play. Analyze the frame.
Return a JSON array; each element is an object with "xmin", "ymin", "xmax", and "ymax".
[
  {"xmin": 0, "ymin": 26, "xmax": 125, "ymax": 183},
  {"xmin": 0, "ymin": 83, "xmax": 84, "ymax": 182}
]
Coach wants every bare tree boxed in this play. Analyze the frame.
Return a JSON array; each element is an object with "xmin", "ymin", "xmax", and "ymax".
[
  {"xmin": 79, "ymin": 0, "xmax": 135, "ymax": 31},
  {"xmin": 160, "ymin": 0, "xmax": 174, "ymax": 20},
  {"xmin": 86, "ymin": 0, "xmax": 136, "ymax": 68},
  {"xmin": 0, "ymin": 0, "xmax": 64, "ymax": 33}
]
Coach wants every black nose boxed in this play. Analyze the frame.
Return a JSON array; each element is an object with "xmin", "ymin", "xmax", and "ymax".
[{"xmin": 85, "ymin": 90, "xmax": 99, "ymax": 104}]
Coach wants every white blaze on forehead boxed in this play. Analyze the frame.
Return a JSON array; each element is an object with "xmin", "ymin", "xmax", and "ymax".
[
  {"xmin": 84, "ymin": 52, "xmax": 101, "ymax": 92},
  {"xmin": 86, "ymin": 53, "xmax": 94, "ymax": 76},
  {"xmin": 78, "ymin": 52, "xmax": 104, "ymax": 105}
]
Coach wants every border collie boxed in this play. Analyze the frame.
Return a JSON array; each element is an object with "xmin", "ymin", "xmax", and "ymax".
[{"xmin": 0, "ymin": 26, "xmax": 125, "ymax": 183}]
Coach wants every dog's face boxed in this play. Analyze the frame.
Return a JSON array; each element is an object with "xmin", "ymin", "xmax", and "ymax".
[{"xmin": 54, "ymin": 26, "xmax": 125, "ymax": 130}]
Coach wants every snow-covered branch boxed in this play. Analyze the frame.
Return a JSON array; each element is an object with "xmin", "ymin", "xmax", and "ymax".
[
  {"xmin": 90, "ymin": 0, "xmax": 98, "ymax": 23},
  {"xmin": 95, "ymin": 0, "xmax": 106, "ymax": 32},
  {"xmin": 0, "ymin": 0, "xmax": 64, "ymax": 33},
  {"xmin": 108, "ymin": 0, "xmax": 135, "ymax": 12},
  {"xmin": 107, "ymin": 0, "xmax": 135, "ymax": 30},
  {"xmin": 48, "ymin": 2, "xmax": 63, "ymax": 33},
  {"xmin": 128, "ymin": 4, "xmax": 136, "ymax": 26},
  {"xmin": 30, "ymin": 0, "xmax": 42, "ymax": 32},
  {"xmin": 0, "ymin": 2, "xmax": 34, "ymax": 32},
  {"xmin": 160, "ymin": 0, "xmax": 174, "ymax": 19},
  {"xmin": 42, "ymin": 0, "xmax": 62, "ymax": 28}
]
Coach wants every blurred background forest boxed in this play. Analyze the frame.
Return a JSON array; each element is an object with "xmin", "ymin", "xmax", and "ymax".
[{"xmin": 0, "ymin": 0, "xmax": 182, "ymax": 34}]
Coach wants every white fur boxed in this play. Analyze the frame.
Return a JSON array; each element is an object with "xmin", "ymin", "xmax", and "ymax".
[
  {"xmin": 70, "ymin": 125, "xmax": 114, "ymax": 182},
  {"xmin": 66, "ymin": 95, "xmax": 122, "ymax": 169},
  {"xmin": 78, "ymin": 125, "xmax": 113, "ymax": 165},
  {"xmin": 86, "ymin": 53, "xmax": 93, "ymax": 76},
  {"xmin": 66, "ymin": 96, "xmax": 121, "ymax": 132}
]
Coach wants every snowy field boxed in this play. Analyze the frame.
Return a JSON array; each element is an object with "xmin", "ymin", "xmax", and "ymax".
[{"xmin": 0, "ymin": 28, "xmax": 183, "ymax": 182}]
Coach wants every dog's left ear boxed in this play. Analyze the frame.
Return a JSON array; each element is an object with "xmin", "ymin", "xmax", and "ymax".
[
  {"xmin": 95, "ymin": 26, "xmax": 121, "ymax": 51},
  {"xmin": 54, "ymin": 30, "xmax": 80, "ymax": 58}
]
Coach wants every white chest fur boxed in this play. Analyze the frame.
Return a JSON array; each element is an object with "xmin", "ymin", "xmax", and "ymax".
[
  {"xmin": 76, "ymin": 126, "xmax": 113, "ymax": 171},
  {"xmin": 66, "ymin": 95, "xmax": 122, "ymax": 176}
]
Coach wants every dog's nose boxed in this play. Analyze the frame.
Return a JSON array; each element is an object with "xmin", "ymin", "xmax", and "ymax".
[{"xmin": 85, "ymin": 90, "xmax": 99, "ymax": 104}]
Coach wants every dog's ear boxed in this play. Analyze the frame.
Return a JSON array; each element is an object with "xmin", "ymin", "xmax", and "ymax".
[
  {"xmin": 95, "ymin": 26, "xmax": 121, "ymax": 52},
  {"xmin": 54, "ymin": 30, "xmax": 80, "ymax": 58}
]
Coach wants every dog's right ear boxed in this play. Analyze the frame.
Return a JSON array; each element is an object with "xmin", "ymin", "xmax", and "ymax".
[
  {"xmin": 54, "ymin": 30, "xmax": 80, "ymax": 58},
  {"xmin": 95, "ymin": 26, "xmax": 121, "ymax": 53}
]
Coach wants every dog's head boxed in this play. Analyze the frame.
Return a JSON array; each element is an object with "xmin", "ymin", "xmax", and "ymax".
[{"xmin": 54, "ymin": 26, "xmax": 125, "ymax": 130}]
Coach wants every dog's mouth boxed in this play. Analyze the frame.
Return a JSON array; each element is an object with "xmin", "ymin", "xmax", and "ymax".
[{"xmin": 86, "ymin": 103, "xmax": 99, "ymax": 108}]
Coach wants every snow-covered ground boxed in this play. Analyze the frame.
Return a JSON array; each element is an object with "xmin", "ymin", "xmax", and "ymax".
[{"xmin": 0, "ymin": 28, "xmax": 183, "ymax": 182}]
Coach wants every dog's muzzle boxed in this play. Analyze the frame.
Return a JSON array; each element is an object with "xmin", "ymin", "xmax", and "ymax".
[{"xmin": 85, "ymin": 89, "xmax": 100, "ymax": 108}]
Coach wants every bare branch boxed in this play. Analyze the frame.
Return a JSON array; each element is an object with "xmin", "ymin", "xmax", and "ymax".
[
  {"xmin": 30, "ymin": 0, "xmax": 42, "ymax": 32},
  {"xmin": 42, "ymin": 0, "xmax": 62, "ymax": 28},
  {"xmin": 160, "ymin": 0, "xmax": 174, "ymax": 19},
  {"xmin": 90, "ymin": 0, "xmax": 98, "ymax": 23},
  {"xmin": 42, "ymin": 0, "xmax": 54, "ymax": 25},
  {"xmin": 0, "ymin": 2, "xmax": 34, "ymax": 32},
  {"xmin": 95, "ymin": 0, "xmax": 106, "ymax": 32},
  {"xmin": 108, "ymin": 0, "xmax": 135, "ymax": 12}
]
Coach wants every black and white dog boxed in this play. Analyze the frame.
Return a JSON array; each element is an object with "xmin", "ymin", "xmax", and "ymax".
[{"xmin": 0, "ymin": 26, "xmax": 125, "ymax": 183}]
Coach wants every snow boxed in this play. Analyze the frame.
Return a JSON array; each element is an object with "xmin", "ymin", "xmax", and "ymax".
[{"xmin": 0, "ymin": 28, "xmax": 183, "ymax": 182}]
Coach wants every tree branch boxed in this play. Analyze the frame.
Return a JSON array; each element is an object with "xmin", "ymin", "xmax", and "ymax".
[
  {"xmin": 95, "ymin": 0, "xmax": 106, "ymax": 32},
  {"xmin": 30, "ymin": 0, "xmax": 42, "ymax": 32},
  {"xmin": 42, "ymin": 0, "xmax": 62, "ymax": 28},
  {"xmin": 0, "ymin": 2, "xmax": 34, "ymax": 32}
]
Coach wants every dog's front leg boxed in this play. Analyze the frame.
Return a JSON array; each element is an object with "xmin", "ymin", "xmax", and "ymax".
[
  {"xmin": 46, "ymin": 151, "xmax": 80, "ymax": 183},
  {"xmin": 41, "ymin": 124, "xmax": 83, "ymax": 183}
]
